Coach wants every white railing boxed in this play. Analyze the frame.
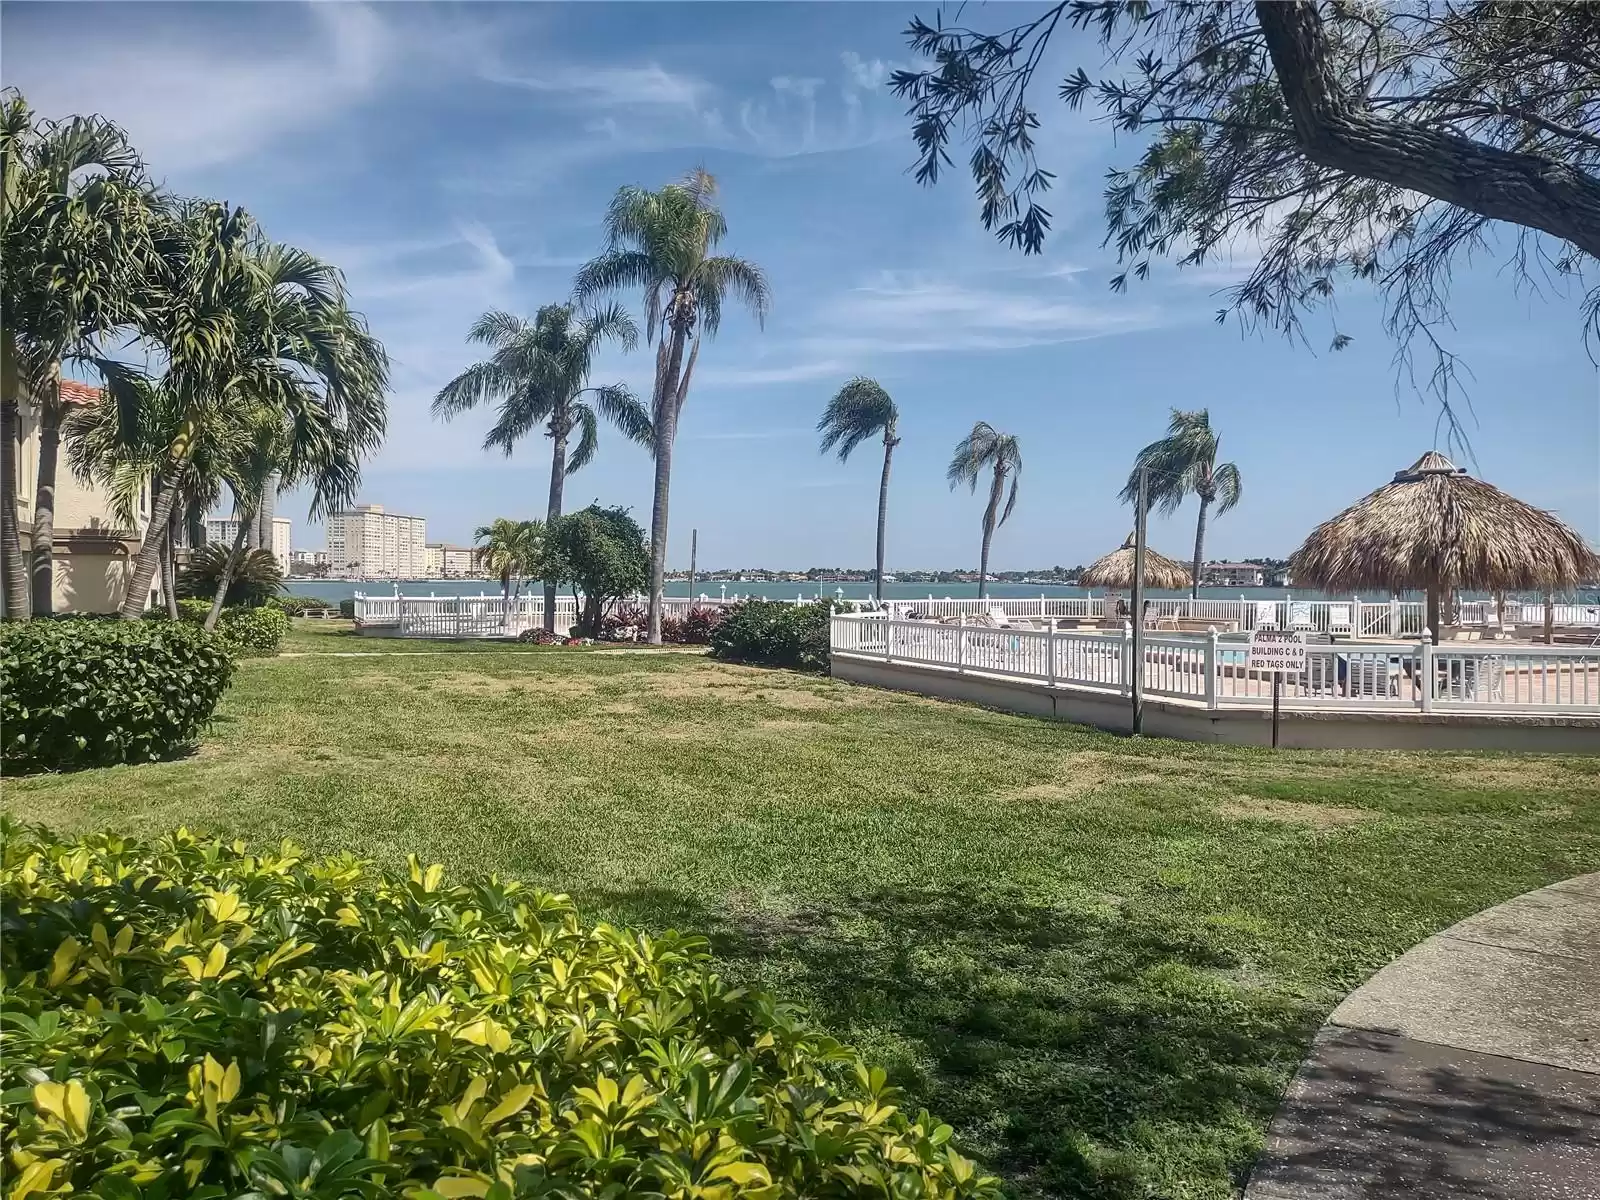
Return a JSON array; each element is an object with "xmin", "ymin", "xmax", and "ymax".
[
  {"xmin": 354, "ymin": 592, "xmax": 579, "ymax": 638},
  {"xmin": 831, "ymin": 615, "xmax": 1600, "ymax": 714}
]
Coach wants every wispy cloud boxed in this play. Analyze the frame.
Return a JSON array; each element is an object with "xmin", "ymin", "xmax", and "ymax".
[
  {"xmin": 699, "ymin": 360, "xmax": 849, "ymax": 387},
  {"xmin": 479, "ymin": 62, "xmax": 710, "ymax": 109}
]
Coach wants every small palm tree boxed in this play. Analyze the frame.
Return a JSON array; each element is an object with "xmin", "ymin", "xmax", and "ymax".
[
  {"xmin": 0, "ymin": 91, "xmax": 154, "ymax": 617},
  {"xmin": 473, "ymin": 518, "xmax": 545, "ymax": 624},
  {"xmin": 1119, "ymin": 409, "xmax": 1242, "ymax": 599},
  {"xmin": 947, "ymin": 422, "xmax": 1022, "ymax": 600},
  {"xmin": 433, "ymin": 303, "xmax": 650, "ymax": 631},
  {"xmin": 573, "ymin": 168, "xmax": 769, "ymax": 644},
  {"xmin": 818, "ymin": 377, "xmax": 900, "ymax": 603}
]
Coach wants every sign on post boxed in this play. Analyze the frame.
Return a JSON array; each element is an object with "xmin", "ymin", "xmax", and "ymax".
[
  {"xmin": 1246, "ymin": 628, "xmax": 1308, "ymax": 673},
  {"xmin": 1246, "ymin": 629, "xmax": 1306, "ymax": 749}
]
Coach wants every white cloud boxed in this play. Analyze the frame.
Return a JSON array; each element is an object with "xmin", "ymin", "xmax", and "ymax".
[
  {"xmin": 684, "ymin": 427, "xmax": 813, "ymax": 441},
  {"xmin": 480, "ymin": 63, "xmax": 710, "ymax": 109},
  {"xmin": 8, "ymin": 2, "xmax": 394, "ymax": 173},
  {"xmin": 699, "ymin": 360, "xmax": 849, "ymax": 387},
  {"xmin": 841, "ymin": 51, "xmax": 891, "ymax": 92}
]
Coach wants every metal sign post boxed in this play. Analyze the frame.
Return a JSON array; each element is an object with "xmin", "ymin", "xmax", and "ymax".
[
  {"xmin": 1132, "ymin": 467, "xmax": 1147, "ymax": 736},
  {"xmin": 1246, "ymin": 628, "xmax": 1308, "ymax": 750}
]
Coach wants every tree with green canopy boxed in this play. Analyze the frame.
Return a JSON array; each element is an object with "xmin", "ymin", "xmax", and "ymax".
[
  {"xmin": 1119, "ymin": 409, "xmax": 1242, "ymax": 600},
  {"xmin": 433, "ymin": 303, "xmax": 651, "ymax": 631},
  {"xmin": 947, "ymin": 422, "xmax": 1023, "ymax": 601},
  {"xmin": 892, "ymin": 1, "xmax": 1600, "ymax": 422},
  {"xmin": 0, "ymin": 89, "xmax": 156, "ymax": 617},
  {"xmin": 545, "ymin": 505, "xmax": 649, "ymax": 638},
  {"xmin": 818, "ymin": 377, "xmax": 901, "ymax": 604},
  {"xmin": 573, "ymin": 169, "xmax": 769, "ymax": 644}
]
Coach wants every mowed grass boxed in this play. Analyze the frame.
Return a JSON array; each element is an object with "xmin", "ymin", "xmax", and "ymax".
[{"xmin": 9, "ymin": 628, "xmax": 1599, "ymax": 1199}]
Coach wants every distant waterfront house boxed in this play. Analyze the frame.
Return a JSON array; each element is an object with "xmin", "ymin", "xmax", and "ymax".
[
  {"xmin": 11, "ymin": 379, "xmax": 159, "ymax": 614},
  {"xmin": 1202, "ymin": 561, "xmax": 1267, "ymax": 588}
]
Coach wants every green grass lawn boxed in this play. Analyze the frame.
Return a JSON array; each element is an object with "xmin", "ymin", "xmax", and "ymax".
[{"xmin": 9, "ymin": 625, "xmax": 1598, "ymax": 1199}]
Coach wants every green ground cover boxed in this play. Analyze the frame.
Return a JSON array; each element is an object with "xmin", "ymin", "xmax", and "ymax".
[{"xmin": 8, "ymin": 626, "xmax": 1597, "ymax": 1198}]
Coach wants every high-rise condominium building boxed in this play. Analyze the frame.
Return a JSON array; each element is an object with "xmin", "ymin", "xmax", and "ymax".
[
  {"xmin": 203, "ymin": 515, "xmax": 293, "ymax": 572},
  {"xmin": 326, "ymin": 504, "xmax": 428, "ymax": 578}
]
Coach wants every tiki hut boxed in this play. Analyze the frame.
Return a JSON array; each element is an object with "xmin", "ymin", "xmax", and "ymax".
[
  {"xmin": 1289, "ymin": 451, "xmax": 1600, "ymax": 642},
  {"xmin": 1079, "ymin": 532, "xmax": 1193, "ymax": 590}
]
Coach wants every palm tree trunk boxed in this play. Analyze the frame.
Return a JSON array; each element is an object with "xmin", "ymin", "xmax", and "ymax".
[
  {"xmin": 646, "ymin": 324, "xmax": 691, "ymax": 644},
  {"xmin": 204, "ymin": 508, "xmax": 254, "ymax": 631},
  {"xmin": 186, "ymin": 498, "xmax": 205, "ymax": 550},
  {"xmin": 1190, "ymin": 495, "xmax": 1211, "ymax": 601},
  {"xmin": 27, "ymin": 365, "xmax": 63, "ymax": 615},
  {"xmin": 118, "ymin": 456, "xmax": 186, "ymax": 619},
  {"xmin": 164, "ymin": 504, "xmax": 181, "ymax": 618},
  {"xmin": 1425, "ymin": 582, "xmax": 1441, "ymax": 645},
  {"xmin": 874, "ymin": 436, "xmax": 895, "ymax": 603},
  {"xmin": 0, "ymin": 335, "xmax": 29, "ymax": 620},
  {"xmin": 978, "ymin": 467, "xmax": 1004, "ymax": 602},
  {"xmin": 544, "ymin": 423, "xmax": 567, "ymax": 633}
]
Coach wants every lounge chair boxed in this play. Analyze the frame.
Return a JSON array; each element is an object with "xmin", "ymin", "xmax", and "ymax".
[
  {"xmin": 1328, "ymin": 604, "xmax": 1353, "ymax": 637},
  {"xmin": 1254, "ymin": 601, "xmax": 1279, "ymax": 630},
  {"xmin": 1289, "ymin": 601, "xmax": 1315, "ymax": 631}
]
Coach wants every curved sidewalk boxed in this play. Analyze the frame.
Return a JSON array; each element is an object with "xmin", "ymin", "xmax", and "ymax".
[{"xmin": 1245, "ymin": 873, "xmax": 1600, "ymax": 1200}]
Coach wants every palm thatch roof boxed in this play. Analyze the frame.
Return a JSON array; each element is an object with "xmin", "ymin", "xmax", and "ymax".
[
  {"xmin": 1289, "ymin": 451, "xmax": 1600, "ymax": 592},
  {"xmin": 1079, "ymin": 532, "xmax": 1193, "ymax": 590}
]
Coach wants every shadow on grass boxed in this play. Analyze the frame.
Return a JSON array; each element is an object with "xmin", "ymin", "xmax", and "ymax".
[{"xmin": 583, "ymin": 882, "xmax": 1322, "ymax": 1200}]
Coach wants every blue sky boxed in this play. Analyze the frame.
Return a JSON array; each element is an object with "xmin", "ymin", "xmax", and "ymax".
[{"xmin": 7, "ymin": 1, "xmax": 1598, "ymax": 569}]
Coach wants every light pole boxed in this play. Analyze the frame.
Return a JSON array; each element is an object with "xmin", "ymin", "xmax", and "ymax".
[{"xmin": 1132, "ymin": 466, "xmax": 1147, "ymax": 736}]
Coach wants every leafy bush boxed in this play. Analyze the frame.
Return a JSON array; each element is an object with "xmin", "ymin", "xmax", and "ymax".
[
  {"xmin": 515, "ymin": 628, "xmax": 561, "ymax": 644},
  {"xmin": 546, "ymin": 506, "xmax": 649, "ymax": 637},
  {"xmin": 0, "ymin": 827, "xmax": 999, "ymax": 1200},
  {"xmin": 177, "ymin": 546, "xmax": 284, "ymax": 608},
  {"xmin": 600, "ymin": 603, "xmax": 648, "ymax": 642},
  {"xmin": 271, "ymin": 595, "xmax": 334, "ymax": 616},
  {"xmin": 659, "ymin": 614, "xmax": 686, "ymax": 643},
  {"xmin": 216, "ymin": 605, "xmax": 289, "ymax": 657},
  {"xmin": 709, "ymin": 600, "xmax": 835, "ymax": 670},
  {"xmin": 682, "ymin": 605, "xmax": 724, "ymax": 645},
  {"xmin": 0, "ymin": 621, "xmax": 234, "ymax": 773},
  {"xmin": 339, "ymin": 599, "xmax": 356, "ymax": 620}
]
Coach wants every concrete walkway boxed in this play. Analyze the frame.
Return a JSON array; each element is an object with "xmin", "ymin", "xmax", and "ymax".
[{"xmin": 1245, "ymin": 873, "xmax": 1600, "ymax": 1200}]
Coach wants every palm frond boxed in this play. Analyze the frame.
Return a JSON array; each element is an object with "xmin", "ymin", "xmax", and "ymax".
[
  {"xmin": 1214, "ymin": 461, "xmax": 1243, "ymax": 513},
  {"xmin": 567, "ymin": 403, "xmax": 600, "ymax": 474},
  {"xmin": 572, "ymin": 250, "xmax": 657, "ymax": 308},
  {"xmin": 467, "ymin": 310, "xmax": 528, "ymax": 347},
  {"xmin": 818, "ymin": 376, "xmax": 897, "ymax": 462},
  {"xmin": 588, "ymin": 383, "xmax": 654, "ymax": 449},
  {"xmin": 695, "ymin": 255, "xmax": 769, "ymax": 336}
]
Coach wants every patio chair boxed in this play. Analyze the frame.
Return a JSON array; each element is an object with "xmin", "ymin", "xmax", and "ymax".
[
  {"xmin": 1254, "ymin": 601, "xmax": 1279, "ymax": 630},
  {"xmin": 1327, "ymin": 604, "xmax": 1354, "ymax": 637},
  {"xmin": 1289, "ymin": 601, "xmax": 1315, "ymax": 631}
]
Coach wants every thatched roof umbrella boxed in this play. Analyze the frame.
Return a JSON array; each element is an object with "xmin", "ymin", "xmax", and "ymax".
[
  {"xmin": 1079, "ymin": 532, "xmax": 1193, "ymax": 590},
  {"xmin": 1289, "ymin": 451, "xmax": 1600, "ymax": 642}
]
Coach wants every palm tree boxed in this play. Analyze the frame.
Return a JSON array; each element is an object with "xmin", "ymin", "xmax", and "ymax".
[
  {"xmin": 573, "ymin": 168, "xmax": 769, "ymax": 643},
  {"xmin": 0, "ymin": 91, "xmax": 154, "ymax": 617},
  {"xmin": 1119, "ymin": 409, "xmax": 1242, "ymax": 600},
  {"xmin": 473, "ymin": 518, "xmax": 545, "ymax": 625},
  {"xmin": 433, "ymin": 303, "xmax": 650, "ymax": 632},
  {"xmin": 818, "ymin": 377, "xmax": 900, "ymax": 603},
  {"xmin": 947, "ymin": 422, "xmax": 1022, "ymax": 601},
  {"xmin": 109, "ymin": 205, "xmax": 387, "ymax": 619}
]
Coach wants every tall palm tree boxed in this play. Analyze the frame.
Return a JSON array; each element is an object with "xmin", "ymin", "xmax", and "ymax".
[
  {"xmin": 1119, "ymin": 409, "xmax": 1242, "ymax": 600},
  {"xmin": 0, "ymin": 91, "xmax": 154, "ymax": 617},
  {"xmin": 818, "ymin": 377, "xmax": 900, "ymax": 603},
  {"xmin": 473, "ymin": 517, "xmax": 545, "ymax": 624},
  {"xmin": 109, "ymin": 205, "xmax": 387, "ymax": 619},
  {"xmin": 947, "ymin": 422, "xmax": 1022, "ymax": 601},
  {"xmin": 573, "ymin": 168, "xmax": 769, "ymax": 644},
  {"xmin": 433, "ymin": 303, "xmax": 651, "ymax": 632}
]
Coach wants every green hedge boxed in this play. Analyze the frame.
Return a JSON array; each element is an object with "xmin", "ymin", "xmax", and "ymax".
[
  {"xmin": 0, "ymin": 826, "xmax": 999, "ymax": 1200},
  {"xmin": 709, "ymin": 600, "xmax": 834, "ymax": 671},
  {"xmin": 145, "ymin": 600, "xmax": 288, "ymax": 657},
  {"xmin": 0, "ymin": 621, "xmax": 234, "ymax": 774}
]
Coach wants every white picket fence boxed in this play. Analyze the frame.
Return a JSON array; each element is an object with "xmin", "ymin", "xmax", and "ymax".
[
  {"xmin": 350, "ymin": 591, "xmax": 849, "ymax": 637},
  {"xmin": 831, "ymin": 615, "xmax": 1600, "ymax": 713}
]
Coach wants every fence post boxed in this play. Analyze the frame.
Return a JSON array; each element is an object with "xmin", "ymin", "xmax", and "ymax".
[
  {"xmin": 1390, "ymin": 597, "xmax": 1401, "ymax": 636},
  {"xmin": 1205, "ymin": 627, "xmax": 1219, "ymax": 710},
  {"xmin": 956, "ymin": 619, "xmax": 966, "ymax": 673},
  {"xmin": 1041, "ymin": 593, "xmax": 1047, "ymax": 618},
  {"xmin": 1045, "ymin": 626, "xmax": 1056, "ymax": 685},
  {"xmin": 886, "ymin": 619, "xmax": 895, "ymax": 665},
  {"xmin": 1121, "ymin": 621, "xmax": 1133, "ymax": 698},
  {"xmin": 1419, "ymin": 632, "xmax": 1434, "ymax": 712}
]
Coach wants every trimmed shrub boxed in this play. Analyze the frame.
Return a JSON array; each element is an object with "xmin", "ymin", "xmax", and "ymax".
[
  {"xmin": 0, "ymin": 621, "xmax": 234, "ymax": 773},
  {"xmin": 0, "ymin": 827, "xmax": 999, "ymax": 1200},
  {"xmin": 177, "ymin": 546, "xmax": 284, "ymax": 608},
  {"xmin": 682, "ymin": 605, "xmax": 724, "ymax": 645},
  {"xmin": 216, "ymin": 605, "xmax": 289, "ymax": 657},
  {"xmin": 659, "ymin": 614, "xmax": 686, "ymax": 643},
  {"xmin": 516, "ymin": 627, "xmax": 561, "ymax": 644},
  {"xmin": 338, "ymin": 598, "xmax": 356, "ymax": 620},
  {"xmin": 709, "ymin": 600, "xmax": 834, "ymax": 670},
  {"xmin": 600, "ymin": 603, "xmax": 648, "ymax": 642},
  {"xmin": 271, "ymin": 595, "xmax": 332, "ymax": 615}
]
